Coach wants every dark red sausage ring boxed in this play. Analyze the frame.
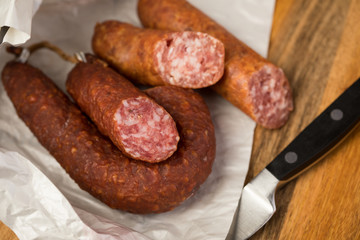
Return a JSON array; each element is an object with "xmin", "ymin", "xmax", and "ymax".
[{"xmin": 1, "ymin": 61, "xmax": 216, "ymax": 214}]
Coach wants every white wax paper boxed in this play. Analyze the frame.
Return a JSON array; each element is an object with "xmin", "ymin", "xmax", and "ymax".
[
  {"xmin": 0, "ymin": 0, "xmax": 43, "ymax": 46},
  {"xmin": 0, "ymin": 149, "xmax": 150, "ymax": 240},
  {"xmin": 0, "ymin": 0, "xmax": 275, "ymax": 239}
]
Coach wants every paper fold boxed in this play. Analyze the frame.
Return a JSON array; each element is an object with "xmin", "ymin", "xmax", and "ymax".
[
  {"xmin": 0, "ymin": 0, "xmax": 42, "ymax": 46},
  {"xmin": 0, "ymin": 149, "xmax": 150, "ymax": 240}
]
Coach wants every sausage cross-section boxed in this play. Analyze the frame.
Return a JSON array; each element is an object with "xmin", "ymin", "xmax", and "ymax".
[
  {"xmin": 1, "ymin": 61, "xmax": 215, "ymax": 213},
  {"xmin": 92, "ymin": 20, "xmax": 225, "ymax": 89},
  {"xmin": 66, "ymin": 56, "xmax": 179, "ymax": 163},
  {"xmin": 138, "ymin": 0, "xmax": 294, "ymax": 129}
]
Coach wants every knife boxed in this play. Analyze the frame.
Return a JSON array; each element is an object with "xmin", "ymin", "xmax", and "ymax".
[{"xmin": 227, "ymin": 77, "xmax": 360, "ymax": 240}]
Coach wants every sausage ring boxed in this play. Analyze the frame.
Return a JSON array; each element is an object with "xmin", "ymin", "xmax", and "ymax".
[{"xmin": 1, "ymin": 61, "xmax": 216, "ymax": 213}]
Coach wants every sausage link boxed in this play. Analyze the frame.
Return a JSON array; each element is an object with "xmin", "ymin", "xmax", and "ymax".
[
  {"xmin": 66, "ymin": 56, "xmax": 179, "ymax": 163},
  {"xmin": 92, "ymin": 20, "xmax": 225, "ymax": 89},
  {"xmin": 1, "ymin": 61, "xmax": 215, "ymax": 213},
  {"xmin": 138, "ymin": 0, "xmax": 294, "ymax": 129}
]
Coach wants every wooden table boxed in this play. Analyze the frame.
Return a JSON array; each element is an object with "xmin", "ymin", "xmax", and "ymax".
[{"xmin": 1, "ymin": 0, "xmax": 359, "ymax": 239}]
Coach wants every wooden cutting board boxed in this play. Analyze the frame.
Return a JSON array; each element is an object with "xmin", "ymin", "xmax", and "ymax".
[
  {"xmin": 1, "ymin": 0, "xmax": 359, "ymax": 239},
  {"xmin": 249, "ymin": 0, "xmax": 360, "ymax": 239}
]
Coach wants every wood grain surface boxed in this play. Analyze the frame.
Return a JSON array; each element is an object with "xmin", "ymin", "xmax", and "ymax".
[
  {"xmin": 0, "ymin": 221, "xmax": 17, "ymax": 240},
  {"xmin": 250, "ymin": 0, "xmax": 360, "ymax": 239},
  {"xmin": 1, "ymin": 0, "xmax": 359, "ymax": 239}
]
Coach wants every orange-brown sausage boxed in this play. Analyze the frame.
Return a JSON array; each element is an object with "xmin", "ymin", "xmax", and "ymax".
[
  {"xmin": 138, "ymin": 0, "xmax": 294, "ymax": 129},
  {"xmin": 92, "ymin": 20, "xmax": 225, "ymax": 89},
  {"xmin": 66, "ymin": 56, "xmax": 179, "ymax": 163},
  {"xmin": 1, "ymin": 61, "xmax": 215, "ymax": 213}
]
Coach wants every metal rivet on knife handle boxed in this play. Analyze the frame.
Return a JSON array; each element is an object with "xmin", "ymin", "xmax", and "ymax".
[
  {"xmin": 330, "ymin": 109, "xmax": 343, "ymax": 121},
  {"xmin": 284, "ymin": 151, "xmax": 298, "ymax": 164}
]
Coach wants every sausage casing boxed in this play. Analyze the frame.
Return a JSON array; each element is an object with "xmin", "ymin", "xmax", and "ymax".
[
  {"xmin": 66, "ymin": 56, "xmax": 179, "ymax": 163},
  {"xmin": 138, "ymin": 0, "xmax": 294, "ymax": 129},
  {"xmin": 1, "ymin": 61, "xmax": 215, "ymax": 213},
  {"xmin": 92, "ymin": 20, "xmax": 225, "ymax": 89}
]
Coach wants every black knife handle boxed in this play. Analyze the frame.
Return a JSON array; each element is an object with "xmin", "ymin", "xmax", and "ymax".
[{"xmin": 266, "ymin": 78, "xmax": 360, "ymax": 181}]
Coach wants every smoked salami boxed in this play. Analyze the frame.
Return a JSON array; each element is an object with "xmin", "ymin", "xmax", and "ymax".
[
  {"xmin": 138, "ymin": 0, "xmax": 294, "ymax": 129},
  {"xmin": 92, "ymin": 20, "xmax": 225, "ymax": 89},
  {"xmin": 66, "ymin": 56, "xmax": 179, "ymax": 163},
  {"xmin": 2, "ymin": 61, "xmax": 215, "ymax": 213}
]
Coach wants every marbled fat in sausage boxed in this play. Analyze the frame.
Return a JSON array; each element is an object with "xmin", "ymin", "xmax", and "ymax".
[
  {"xmin": 92, "ymin": 21, "xmax": 225, "ymax": 89},
  {"xmin": 138, "ymin": 0, "xmax": 294, "ymax": 129},
  {"xmin": 1, "ymin": 61, "xmax": 215, "ymax": 213},
  {"xmin": 66, "ymin": 56, "xmax": 179, "ymax": 163}
]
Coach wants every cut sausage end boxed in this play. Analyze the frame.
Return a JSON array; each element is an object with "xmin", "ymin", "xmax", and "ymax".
[
  {"xmin": 250, "ymin": 65, "xmax": 294, "ymax": 129},
  {"xmin": 114, "ymin": 96, "xmax": 179, "ymax": 162},
  {"xmin": 155, "ymin": 31, "xmax": 225, "ymax": 89}
]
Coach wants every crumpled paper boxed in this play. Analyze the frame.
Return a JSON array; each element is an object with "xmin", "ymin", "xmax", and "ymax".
[
  {"xmin": 0, "ymin": 0, "xmax": 275, "ymax": 239},
  {"xmin": 0, "ymin": 149, "xmax": 150, "ymax": 240},
  {"xmin": 0, "ymin": 0, "xmax": 43, "ymax": 46}
]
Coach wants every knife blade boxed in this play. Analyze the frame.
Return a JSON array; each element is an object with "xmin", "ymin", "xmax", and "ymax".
[{"xmin": 227, "ymin": 77, "xmax": 360, "ymax": 240}]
